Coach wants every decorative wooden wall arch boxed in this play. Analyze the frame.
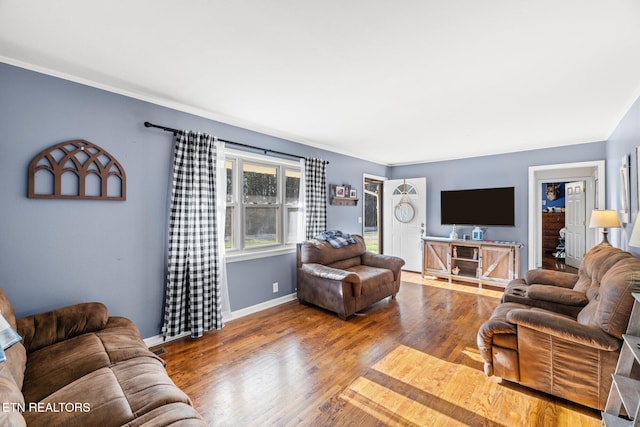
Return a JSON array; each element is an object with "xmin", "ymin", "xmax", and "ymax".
[{"xmin": 28, "ymin": 140, "xmax": 126, "ymax": 200}]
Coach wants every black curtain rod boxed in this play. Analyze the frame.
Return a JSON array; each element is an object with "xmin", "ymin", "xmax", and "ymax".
[{"xmin": 144, "ymin": 121, "xmax": 312, "ymax": 162}]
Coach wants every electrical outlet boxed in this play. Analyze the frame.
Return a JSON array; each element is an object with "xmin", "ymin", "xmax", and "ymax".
[{"xmin": 272, "ymin": 282, "xmax": 278, "ymax": 293}]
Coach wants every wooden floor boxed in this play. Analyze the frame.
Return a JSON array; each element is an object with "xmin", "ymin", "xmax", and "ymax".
[
  {"xmin": 541, "ymin": 253, "xmax": 578, "ymax": 274},
  {"xmin": 155, "ymin": 272, "xmax": 600, "ymax": 426}
]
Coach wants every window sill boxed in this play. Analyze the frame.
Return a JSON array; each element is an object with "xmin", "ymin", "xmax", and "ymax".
[{"xmin": 225, "ymin": 246, "xmax": 296, "ymax": 263}]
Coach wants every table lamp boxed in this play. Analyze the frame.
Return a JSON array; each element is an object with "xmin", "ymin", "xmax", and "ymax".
[{"xmin": 588, "ymin": 209, "xmax": 621, "ymax": 246}]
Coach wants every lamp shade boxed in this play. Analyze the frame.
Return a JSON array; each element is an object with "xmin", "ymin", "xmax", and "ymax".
[
  {"xmin": 588, "ymin": 210, "xmax": 621, "ymax": 229},
  {"xmin": 630, "ymin": 216, "xmax": 640, "ymax": 247}
]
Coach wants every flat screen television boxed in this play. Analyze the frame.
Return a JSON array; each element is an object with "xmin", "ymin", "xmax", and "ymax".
[{"xmin": 440, "ymin": 187, "xmax": 515, "ymax": 226}]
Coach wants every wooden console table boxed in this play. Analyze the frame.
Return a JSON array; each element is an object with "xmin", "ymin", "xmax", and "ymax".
[{"xmin": 422, "ymin": 237, "xmax": 522, "ymax": 288}]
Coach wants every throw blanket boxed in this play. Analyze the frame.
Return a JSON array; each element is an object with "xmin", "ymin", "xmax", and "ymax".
[{"xmin": 315, "ymin": 230, "xmax": 357, "ymax": 248}]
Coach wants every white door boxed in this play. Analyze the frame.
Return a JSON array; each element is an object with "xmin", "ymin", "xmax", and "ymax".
[
  {"xmin": 565, "ymin": 181, "xmax": 586, "ymax": 269},
  {"xmin": 383, "ymin": 178, "xmax": 427, "ymax": 272}
]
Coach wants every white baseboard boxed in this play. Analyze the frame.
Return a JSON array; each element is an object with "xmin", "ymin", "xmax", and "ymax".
[
  {"xmin": 144, "ymin": 332, "xmax": 191, "ymax": 348},
  {"xmin": 144, "ymin": 293, "xmax": 298, "ymax": 348},
  {"xmin": 227, "ymin": 293, "xmax": 297, "ymax": 321}
]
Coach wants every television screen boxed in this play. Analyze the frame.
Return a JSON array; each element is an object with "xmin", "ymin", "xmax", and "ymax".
[{"xmin": 440, "ymin": 187, "xmax": 515, "ymax": 226}]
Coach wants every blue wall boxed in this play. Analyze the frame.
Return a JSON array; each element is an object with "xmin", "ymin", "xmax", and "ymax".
[
  {"xmin": 541, "ymin": 182, "xmax": 568, "ymax": 211},
  {"xmin": 606, "ymin": 95, "xmax": 640, "ymax": 251},
  {"xmin": 1, "ymin": 61, "xmax": 638, "ymax": 339},
  {"xmin": 0, "ymin": 63, "xmax": 387, "ymax": 338},
  {"xmin": 390, "ymin": 141, "xmax": 607, "ymax": 267}
]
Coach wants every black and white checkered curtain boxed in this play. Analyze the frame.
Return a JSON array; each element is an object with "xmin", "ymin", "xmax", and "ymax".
[
  {"xmin": 162, "ymin": 131, "xmax": 227, "ymax": 339},
  {"xmin": 304, "ymin": 158, "xmax": 328, "ymax": 239}
]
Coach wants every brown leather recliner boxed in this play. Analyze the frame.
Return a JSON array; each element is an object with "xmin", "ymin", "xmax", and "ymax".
[
  {"xmin": 296, "ymin": 234, "xmax": 405, "ymax": 319},
  {"xmin": 502, "ymin": 244, "xmax": 635, "ymax": 317},
  {"xmin": 477, "ymin": 244, "xmax": 640, "ymax": 410}
]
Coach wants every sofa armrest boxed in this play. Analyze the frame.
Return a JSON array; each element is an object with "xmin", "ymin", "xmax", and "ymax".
[
  {"xmin": 507, "ymin": 308, "xmax": 620, "ymax": 351},
  {"xmin": 524, "ymin": 269, "xmax": 578, "ymax": 288},
  {"xmin": 477, "ymin": 312, "xmax": 518, "ymax": 363},
  {"xmin": 300, "ymin": 263, "xmax": 359, "ymax": 283},
  {"xmin": 526, "ymin": 285, "xmax": 588, "ymax": 307},
  {"xmin": 362, "ymin": 252, "xmax": 405, "ymax": 280},
  {"xmin": 300, "ymin": 263, "xmax": 361, "ymax": 294},
  {"xmin": 16, "ymin": 302, "xmax": 109, "ymax": 353}
]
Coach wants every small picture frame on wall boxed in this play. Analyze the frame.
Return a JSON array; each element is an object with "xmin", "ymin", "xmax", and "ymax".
[
  {"xmin": 336, "ymin": 186, "xmax": 345, "ymax": 197},
  {"xmin": 349, "ymin": 189, "xmax": 357, "ymax": 199}
]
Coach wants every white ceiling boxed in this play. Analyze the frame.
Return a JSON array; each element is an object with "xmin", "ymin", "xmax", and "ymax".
[{"xmin": 2, "ymin": 1, "xmax": 640, "ymax": 165}]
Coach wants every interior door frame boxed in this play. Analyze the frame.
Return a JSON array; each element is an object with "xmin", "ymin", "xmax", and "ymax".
[
  {"xmin": 528, "ymin": 160, "xmax": 605, "ymax": 270},
  {"xmin": 362, "ymin": 173, "xmax": 387, "ymax": 253}
]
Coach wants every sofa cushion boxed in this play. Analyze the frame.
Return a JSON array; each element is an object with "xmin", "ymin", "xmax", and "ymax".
[
  {"xmin": 18, "ymin": 302, "xmax": 109, "ymax": 353},
  {"xmin": 299, "ymin": 236, "xmax": 366, "ymax": 265},
  {"xmin": 23, "ymin": 357, "xmax": 195, "ymax": 427},
  {"xmin": 328, "ymin": 256, "xmax": 362, "ymax": 270},
  {"xmin": 95, "ymin": 317, "xmax": 163, "ymax": 364},
  {"xmin": 111, "ymin": 357, "xmax": 194, "ymax": 416},
  {"xmin": 577, "ymin": 257, "xmax": 640, "ymax": 339},
  {"xmin": 22, "ymin": 333, "xmax": 111, "ymax": 403},
  {"xmin": 573, "ymin": 245, "xmax": 633, "ymax": 297},
  {"xmin": 24, "ymin": 367, "xmax": 135, "ymax": 427},
  {"xmin": 346, "ymin": 265, "xmax": 394, "ymax": 295},
  {"xmin": 122, "ymin": 402, "xmax": 206, "ymax": 427}
]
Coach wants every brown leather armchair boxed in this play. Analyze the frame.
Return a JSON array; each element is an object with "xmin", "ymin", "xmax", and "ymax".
[
  {"xmin": 477, "ymin": 245, "xmax": 640, "ymax": 410},
  {"xmin": 296, "ymin": 234, "xmax": 405, "ymax": 319}
]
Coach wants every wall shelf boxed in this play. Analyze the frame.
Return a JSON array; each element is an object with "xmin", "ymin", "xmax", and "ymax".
[
  {"xmin": 329, "ymin": 183, "xmax": 358, "ymax": 206},
  {"xmin": 330, "ymin": 197, "xmax": 359, "ymax": 206}
]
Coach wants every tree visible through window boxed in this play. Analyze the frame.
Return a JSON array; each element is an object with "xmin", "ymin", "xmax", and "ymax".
[
  {"xmin": 244, "ymin": 162, "xmax": 278, "ymax": 247},
  {"xmin": 225, "ymin": 151, "xmax": 301, "ymax": 255},
  {"xmin": 364, "ymin": 178, "xmax": 383, "ymax": 253}
]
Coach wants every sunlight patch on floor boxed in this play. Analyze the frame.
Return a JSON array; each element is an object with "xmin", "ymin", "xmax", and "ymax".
[
  {"xmin": 460, "ymin": 346, "xmax": 485, "ymax": 364},
  {"xmin": 339, "ymin": 345, "xmax": 600, "ymax": 427},
  {"xmin": 402, "ymin": 272, "xmax": 504, "ymax": 300},
  {"xmin": 341, "ymin": 377, "xmax": 460, "ymax": 426}
]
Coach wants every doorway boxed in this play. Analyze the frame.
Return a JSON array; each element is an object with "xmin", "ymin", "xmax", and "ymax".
[
  {"xmin": 528, "ymin": 161, "xmax": 605, "ymax": 270},
  {"xmin": 363, "ymin": 176, "xmax": 384, "ymax": 253}
]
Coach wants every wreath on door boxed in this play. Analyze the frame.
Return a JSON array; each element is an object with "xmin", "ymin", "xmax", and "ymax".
[{"xmin": 394, "ymin": 180, "xmax": 415, "ymax": 223}]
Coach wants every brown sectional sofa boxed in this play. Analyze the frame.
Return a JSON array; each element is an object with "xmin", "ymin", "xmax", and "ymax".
[
  {"xmin": 477, "ymin": 244, "xmax": 640, "ymax": 410},
  {"xmin": 296, "ymin": 234, "xmax": 405, "ymax": 319},
  {"xmin": 0, "ymin": 289, "xmax": 206, "ymax": 426}
]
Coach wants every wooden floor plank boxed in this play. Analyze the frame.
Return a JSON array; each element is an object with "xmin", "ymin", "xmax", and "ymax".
[{"xmin": 155, "ymin": 272, "xmax": 601, "ymax": 426}]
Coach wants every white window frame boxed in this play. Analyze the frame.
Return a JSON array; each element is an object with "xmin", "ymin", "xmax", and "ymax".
[{"xmin": 225, "ymin": 148, "xmax": 302, "ymax": 263}]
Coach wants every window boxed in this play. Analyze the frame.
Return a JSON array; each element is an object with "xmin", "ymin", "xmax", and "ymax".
[
  {"xmin": 285, "ymin": 169, "xmax": 301, "ymax": 244},
  {"xmin": 225, "ymin": 149, "xmax": 302, "ymax": 260}
]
